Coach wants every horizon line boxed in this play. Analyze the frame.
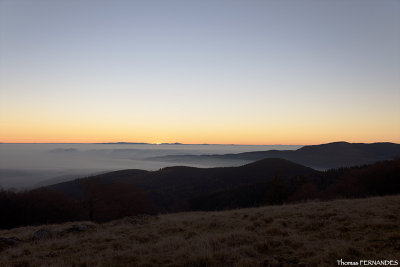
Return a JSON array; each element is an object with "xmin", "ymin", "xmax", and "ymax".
[
  {"xmin": 0, "ymin": 141, "xmax": 398, "ymax": 146},
  {"xmin": 0, "ymin": 142, "xmax": 304, "ymax": 146}
]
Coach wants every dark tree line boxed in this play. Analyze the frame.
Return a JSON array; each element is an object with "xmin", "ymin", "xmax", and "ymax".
[
  {"xmin": 1, "ymin": 159, "xmax": 399, "ymax": 229},
  {"xmin": 0, "ymin": 181, "xmax": 153, "ymax": 229},
  {"xmin": 189, "ymin": 159, "xmax": 400, "ymax": 211},
  {"xmin": 287, "ymin": 159, "xmax": 400, "ymax": 202}
]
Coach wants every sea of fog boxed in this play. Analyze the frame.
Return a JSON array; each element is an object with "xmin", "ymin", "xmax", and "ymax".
[{"xmin": 0, "ymin": 143, "xmax": 302, "ymax": 190}]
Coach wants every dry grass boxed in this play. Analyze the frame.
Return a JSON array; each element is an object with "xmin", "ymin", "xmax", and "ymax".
[{"xmin": 0, "ymin": 195, "xmax": 399, "ymax": 266}]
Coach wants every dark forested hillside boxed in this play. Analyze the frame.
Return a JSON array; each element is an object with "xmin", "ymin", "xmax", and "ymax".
[
  {"xmin": 48, "ymin": 158, "xmax": 317, "ymax": 212},
  {"xmin": 1, "ymin": 158, "xmax": 399, "ymax": 229},
  {"xmin": 45, "ymin": 158, "xmax": 400, "ymax": 213},
  {"xmin": 0, "ymin": 181, "xmax": 153, "ymax": 228}
]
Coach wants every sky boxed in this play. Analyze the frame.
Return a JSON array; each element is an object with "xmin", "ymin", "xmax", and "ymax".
[{"xmin": 0, "ymin": 0, "xmax": 399, "ymax": 145}]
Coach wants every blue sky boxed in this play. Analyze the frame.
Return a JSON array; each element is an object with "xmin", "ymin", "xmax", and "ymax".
[{"xmin": 1, "ymin": 0, "xmax": 399, "ymax": 144}]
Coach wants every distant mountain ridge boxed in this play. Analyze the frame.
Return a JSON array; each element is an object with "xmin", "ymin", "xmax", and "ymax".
[{"xmin": 148, "ymin": 141, "xmax": 400, "ymax": 170}]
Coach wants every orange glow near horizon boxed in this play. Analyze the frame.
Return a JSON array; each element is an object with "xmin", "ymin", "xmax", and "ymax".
[
  {"xmin": 2, "ymin": 137, "xmax": 400, "ymax": 145},
  {"xmin": 1, "ymin": 1, "xmax": 399, "ymax": 146},
  {"xmin": 2, "ymin": 102, "xmax": 400, "ymax": 145},
  {"xmin": 2, "ymin": 121, "xmax": 399, "ymax": 145},
  {"xmin": 1, "ymin": 96, "xmax": 399, "ymax": 145}
]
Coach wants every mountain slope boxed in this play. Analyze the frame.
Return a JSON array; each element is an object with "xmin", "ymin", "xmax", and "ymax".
[
  {"xmin": 148, "ymin": 142, "xmax": 400, "ymax": 169},
  {"xmin": 2, "ymin": 158, "xmax": 399, "ymax": 229},
  {"xmin": 48, "ymin": 158, "xmax": 318, "ymax": 212},
  {"xmin": 46, "ymin": 158, "xmax": 400, "ymax": 214}
]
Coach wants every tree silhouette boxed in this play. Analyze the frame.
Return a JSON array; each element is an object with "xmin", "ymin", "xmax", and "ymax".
[{"xmin": 263, "ymin": 172, "xmax": 288, "ymax": 205}]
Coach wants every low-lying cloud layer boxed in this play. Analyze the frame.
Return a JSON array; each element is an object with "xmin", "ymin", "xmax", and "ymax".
[{"xmin": 0, "ymin": 144, "xmax": 300, "ymax": 189}]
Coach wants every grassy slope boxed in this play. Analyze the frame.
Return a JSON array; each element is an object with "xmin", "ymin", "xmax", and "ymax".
[{"xmin": 0, "ymin": 195, "xmax": 399, "ymax": 267}]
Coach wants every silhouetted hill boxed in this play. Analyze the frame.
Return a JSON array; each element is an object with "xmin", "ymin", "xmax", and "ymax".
[
  {"xmin": 48, "ymin": 158, "xmax": 317, "ymax": 213},
  {"xmin": 1, "ymin": 158, "xmax": 400, "ymax": 228},
  {"xmin": 49, "ymin": 169, "xmax": 150, "ymax": 199},
  {"xmin": 148, "ymin": 142, "xmax": 400, "ymax": 169},
  {"xmin": 45, "ymin": 157, "xmax": 400, "ymax": 213},
  {"xmin": 191, "ymin": 158, "xmax": 400, "ymax": 211},
  {"xmin": 318, "ymin": 158, "xmax": 400, "ymax": 199}
]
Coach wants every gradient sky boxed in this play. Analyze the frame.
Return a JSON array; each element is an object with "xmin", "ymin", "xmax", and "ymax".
[{"xmin": 1, "ymin": 0, "xmax": 399, "ymax": 145}]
